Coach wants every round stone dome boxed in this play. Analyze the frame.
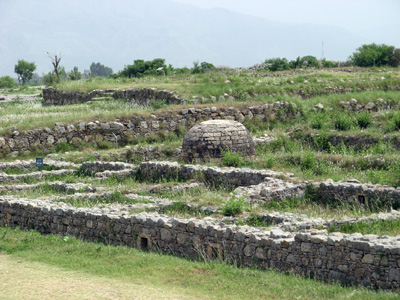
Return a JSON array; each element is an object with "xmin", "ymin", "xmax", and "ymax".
[{"xmin": 182, "ymin": 120, "xmax": 255, "ymax": 163}]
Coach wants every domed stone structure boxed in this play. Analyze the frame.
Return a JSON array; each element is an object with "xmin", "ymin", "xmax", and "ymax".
[{"xmin": 182, "ymin": 120, "xmax": 255, "ymax": 163}]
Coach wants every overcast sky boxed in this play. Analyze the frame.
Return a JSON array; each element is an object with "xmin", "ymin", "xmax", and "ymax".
[
  {"xmin": 0, "ymin": 0, "xmax": 399, "ymax": 76},
  {"xmin": 172, "ymin": 0, "xmax": 400, "ymax": 33}
]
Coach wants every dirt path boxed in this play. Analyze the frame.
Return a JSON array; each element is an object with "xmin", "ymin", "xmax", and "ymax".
[{"xmin": 0, "ymin": 254, "xmax": 197, "ymax": 300}]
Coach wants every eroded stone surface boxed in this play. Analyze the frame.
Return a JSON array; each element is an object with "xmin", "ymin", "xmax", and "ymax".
[{"xmin": 182, "ymin": 120, "xmax": 255, "ymax": 163}]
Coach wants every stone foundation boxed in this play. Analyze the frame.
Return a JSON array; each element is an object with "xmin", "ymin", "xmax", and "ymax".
[
  {"xmin": 42, "ymin": 87, "xmax": 184, "ymax": 106},
  {"xmin": 1, "ymin": 196, "xmax": 399, "ymax": 290},
  {"xmin": 0, "ymin": 102, "xmax": 298, "ymax": 155}
]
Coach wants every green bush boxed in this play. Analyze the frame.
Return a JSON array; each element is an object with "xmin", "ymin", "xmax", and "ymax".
[
  {"xmin": 53, "ymin": 142, "xmax": 76, "ymax": 153},
  {"xmin": 356, "ymin": 112, "xmax": 372, "ymax": 129},
  {"xmin": 0, "ymin": 76, "xmax": 17, "ymax": 88},
  {"xmin": 96, "ymin": 140, "xmax": 113, "ymax": 150},
  {"xmin": 221, "ymin": 197, "xmax": 246, "ymax": 216},
  {"xmin": 264, "ymin": 57, "xmax": 290, "ymax": 71},
  {"xmin": 333, "ymin": 114, "xmax": 354, "ymax": 131},
  {"xmin": 382, "ymin": 112, "xmax": 400, "ymax": 133},
  {"xmin": 309, "ymin": 111, "xmax": 329, "ymax": 130},
  {"xmin": 268, "ymin": 136, "xmax": 298, "ymax": 154},
  {"xmin": 312, "ymin": 135, "xmax": 333, "ymax": 153},
  {"xmin": 221, "ymin": 149, "xmax": 243, "ymax": 168},
  {"xmin": 300, "ymin": 151, "xmax": 316, "ymax": 171}
]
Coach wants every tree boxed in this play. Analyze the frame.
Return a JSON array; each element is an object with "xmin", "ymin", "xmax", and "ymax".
[
  {"xmin": 300, "ymin": 56, "xmax": 320, "ymax": 69},
  {"xmin": 264, "ymin": 57, "xmax": 290, "ymax": 71},
  {"xmin": 390, "ymin": 48, "xmax": 400, "ymax": 67},
  {"xmin": 90, "ymin": 62, "xmax": 113, "ymax": 77},
  {"xmin": 321, "ymin": 58, "xmax": 339, "ymax": 68},
  {"xmin": 14, "ymin": 59, "xmax": 36, "ymax": 85},
  {"xmin": 47, "ymin": 52, "xmax": 63, "ymax": 78},
  {"xmin": 191, "ymin": 61, "xmax": 216, "ymax": 74},
  {"xmin": 68, "ymin": 66, "xmax": 82, "ymax": 80},
  {"xmin": 119, "ymin": 59, "xmax": 166, "ymax": 78},
  {"xmin": 288, "ymin": 57, "xmax": 301, "ymax": 69},
  {"xmin": 351, "ymin": 43, "xmax": 395, "ymax": 67},
  {"xmin": 0, "ymin": 76, "xmax": 17, "ymax": 88}
]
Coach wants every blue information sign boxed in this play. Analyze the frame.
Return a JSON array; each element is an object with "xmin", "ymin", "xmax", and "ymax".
[{"xmin": 36, "ymin": 158, "xmax": 44, "ymax": 171}]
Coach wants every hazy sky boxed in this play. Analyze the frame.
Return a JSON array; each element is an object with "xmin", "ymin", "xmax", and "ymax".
[
  {"xmin": 172, "ymin": 0, "xmax": 400, "ymax": 33},
  {"xmin": 0, "ymin": 0, "xmax": 399, "ymax": 76}
]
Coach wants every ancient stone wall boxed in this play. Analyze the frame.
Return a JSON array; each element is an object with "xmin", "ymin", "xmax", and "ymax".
[
  {"xmin": 1, "ymin": 196, "xmax": 399, "ymax": 290},
  {"xmin": 315, "ymin": 180, "xmax": 400, "ymax": 209},
  {"xmin": 0, "ymin": 102, "xmax": 297, "ymax": 155},
  {"xmin": 42, "ymin": 87, "xmax": 185, "ymax": 106}
]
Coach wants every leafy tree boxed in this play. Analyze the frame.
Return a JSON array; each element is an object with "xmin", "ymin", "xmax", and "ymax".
[
  {"xmin": 90, "ymin": 62, "xmax": 113, "ymax": 77},
  {"xmin": 264, "ymin": 57, "xmax": 290, "ymax": 71},
  {"xmin": 43, "ymin": 66, "xmax": 67, "ymax": 86},
  {"xmin": 351, "ymin": 43, "xmax": 395, "ymax": 67},
  {"xmin": 68, "ymin": 66, "xmax": 82, "ymax": 80},
  {"xmin": 120, "ymin": 58, "xmax": 167, "ymax": 78},
  {"xmin": 288, "ymin": 57, "xmax": 301, "ymax": 69},
  {"xmin": 0, "ymin": 76, "xmax": 17, "ymax": 88},
  {"xmin": 300, "ymin": 56, "xmax": 320, "ymax": 68},
  {"xmin": 14, "ymin": 59, "xmax": 36, "ymax": 85},
  {"xmin": 42, "ymin": 72, "xmax": 59, "ymax": 86},
  {"xmin": 321, "ymin": 58, "xmax": 338, "ymax": 68},
  {"xmin": 390, "ymin": 48, "xmax": 400, "ymax": 67},
  {"xmin": 191, "ymin": 61, "xmax": 216, "ymax": 74}
]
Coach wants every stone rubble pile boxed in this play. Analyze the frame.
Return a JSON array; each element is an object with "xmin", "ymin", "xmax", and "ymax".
[
  {"xmin": 0, "ymin": 159, "xmax": 78, "ymax": 171},
  {"xmin": 234, "ymin": 179, "xmax": 307, "ymax": 203},
  {"xmin": 0, "ymin": 169, "xmax": 75, "ymax": 184},
  {"xmin": 139, "ymin": 161, "xmax": 294, "ymax": 187}
]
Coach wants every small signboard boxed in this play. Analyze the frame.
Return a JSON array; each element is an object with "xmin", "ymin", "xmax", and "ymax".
[{"xmin": 36, "ymin": 158, "xmax": 44, "ymax": 171}]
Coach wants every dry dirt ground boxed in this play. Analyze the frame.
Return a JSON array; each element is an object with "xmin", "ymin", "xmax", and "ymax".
[{"xmin": 0, "ymin": 254, "xmax": 198, "ymax": 300}]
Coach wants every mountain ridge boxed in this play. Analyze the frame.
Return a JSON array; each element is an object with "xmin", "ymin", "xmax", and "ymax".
[{"xmin": 0, "ymin": 0, "xmax": 371, "ymax": 76}]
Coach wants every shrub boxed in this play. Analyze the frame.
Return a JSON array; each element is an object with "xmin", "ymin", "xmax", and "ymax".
[
  {"xmin": 0, "ymin": 76, "xmax": 17, "ymax": 88},
  {"xmin": 264, "ymin": 57, "xmax": 290, "ymax": 71},
  {"xmin": 221, "ymin": 149, "xmax": 243, "ymax": 168},
  {"xmin": 310, "ymin": 111, "xmax": 329, "ymax": 130},
  {"xmin": 312, "ymin": 135, "xmax": 333, "ymax": 153},
  {"xmin": 221, "ymin": 196, "xmax": 246, "ymax": 216},
  {"xmin": 53, "ymin": 142, "xmax": 76, "ymax": 153},
  {"xmin": 356, "ymin": 112, "xmax": 372, "ymax": 129},
  {"xmin": 333, "ymin": 114, "xmax": 354, "ymax": 131},
  {"xmin": 382, "ymin": 112, "xmax": 400, "ymax": 133},
  {"xmin": 300, "ymin": 151, "xmax": 316, "ymax": 171},
  {"xmin": 96, "ymin": 140, "xmax": 113, "ymax": 150},
  {"xmin": 268, "ymin": 136, "xmax": 297, "ymax": 154}
]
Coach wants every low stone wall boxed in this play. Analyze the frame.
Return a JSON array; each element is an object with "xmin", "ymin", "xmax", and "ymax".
[
  {"xmin": 1, "ymin": 196, "xmax": 399, "ymax": 290},
  {"xmin": 0, "ymin": 159, "xmax": 77, "ymax": 171},
  {"xmin": 137, "ymin": 161, "xmax": 294, "ymax": 187},
  {"xmin": 0, "ymin": 102, "xmax": 298, "ymax": 155},
  {"xmin": 314, "ymin": 180, "xmax": 400, "ymax": 209},
  {"xmin": 42, "ymin": 87, "xmax": 185, "ymax": 106},
  {"xmin": 0, "ymin": 169, "xmax": 75, "ymax": 184}
]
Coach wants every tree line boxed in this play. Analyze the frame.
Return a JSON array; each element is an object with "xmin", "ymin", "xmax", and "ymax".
[{"xmin": 1, "ymin": 43, "xmax": 399, "ymax": 88}]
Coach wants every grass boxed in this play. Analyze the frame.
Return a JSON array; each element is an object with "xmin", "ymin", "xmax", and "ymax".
[
  {"xmin": 0, "ymin": 98, "xmax": 151, "ymax": 135},
  {"xmin": 0, "ymin": 227, "xmax": 398, "ymax": 300},
  {"xmin": 328, "ymin": 218, "xmax": 400, "ymax": 236},
  {"xmin": 254, "ymin": 196, "xmax": 378, "ymax": 220}
]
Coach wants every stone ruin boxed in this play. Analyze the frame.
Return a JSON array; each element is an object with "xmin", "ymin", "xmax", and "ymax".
[{"xmin": 181, "ymin": 120, "xmax": 255, "ymax": 163}]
